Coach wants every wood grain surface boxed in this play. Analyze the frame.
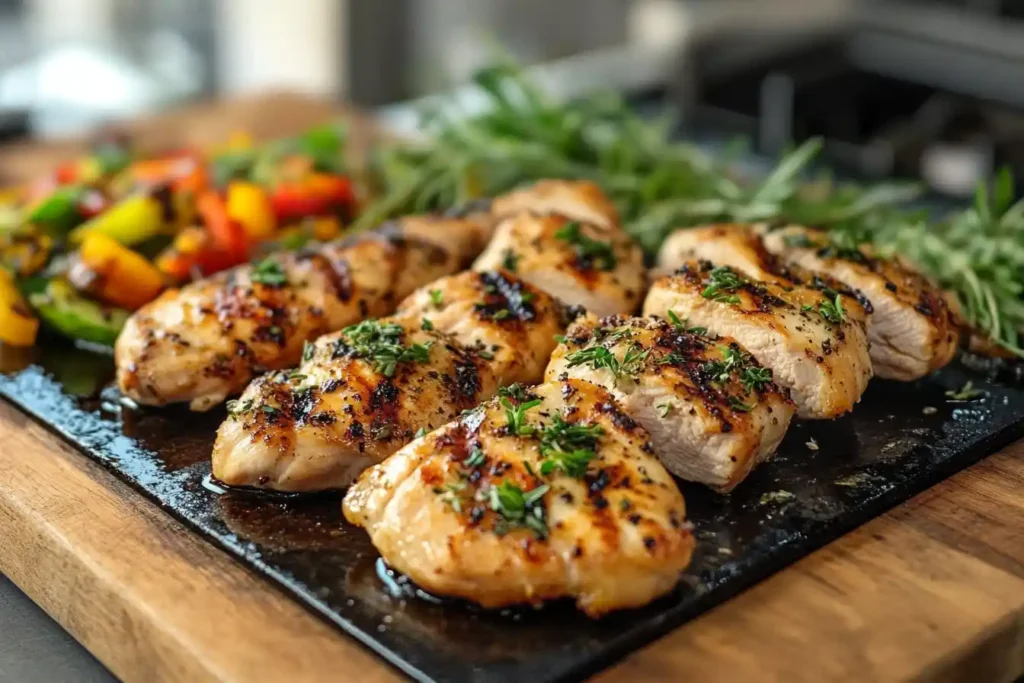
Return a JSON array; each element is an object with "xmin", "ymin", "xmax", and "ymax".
[
  {"xmin": 1, "ymin": 93, "xmax": 1022, "ymax": 682},
  {"xmin": 1, "ymin": 397, "xmax": 1021, "ymax": 683}
]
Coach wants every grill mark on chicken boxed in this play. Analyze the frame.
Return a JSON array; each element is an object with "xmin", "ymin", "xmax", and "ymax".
[{"xmin": 472, "ymin": 271, "xmax": 537, "ymax": 322}]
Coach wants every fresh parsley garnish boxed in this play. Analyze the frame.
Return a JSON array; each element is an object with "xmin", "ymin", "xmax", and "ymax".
[
  {"xmin": 656, "ymin": 403, "xmax": 673, "ymax": 417},
  {"xmin": 337, "ymin": 319, "xmax": 432, "ymax": 377},
  {"xmin": 538, "ymin": 415, "xmax": 604, "ymax": 478},
  {"xmin": 302, "ymin": 341, "xmax": 316, "ymax": 362},
  {"xmin": 415, "ymin": 427, "xmax": 428, "ymax": 439},
  {"xmin": 421, "ymin": 317, "xmax": 434, "ymax": 331},
  {"xmin": 429, "ymin": 289, "xmax": 443, "ymax": 307},
  {"xmin": 701, "ymin": 266, "xmax": 743, "ymax": 304},
  {"xmin": 554, "ymin": 221, "xmax": 617, "ymax": 271},
  {"xmin": 489, "ymin": 481, "xmax": 550, "ymax": 539},
  {"xmin": 251, "ymin": 259, "xmax": 288, "ymax": 287}
]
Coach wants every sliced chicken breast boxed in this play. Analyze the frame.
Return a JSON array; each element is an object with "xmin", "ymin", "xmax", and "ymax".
[
  {"xmin": 546, "ymin": 314, "xmax": 794, "ymax": 491},
  {"xmin": 343, "ymin": 378, "xmax": 694, "ymax": 617},
  {"xmin": 212, "ymin": 317, "xmax": 500, "ymax": 491},
  {"xmin": 759, "ymin": 225, "xmax": 960, "ymax": 380},
  {"xmin": 489, "ymin": 179, "xmax": 620, "ymax": 230},
  {"xmin": 116, "ymin": 216, "xmax": 487, "ymax": 411},
  {"xmin": 393, "ymin": 269, "xmax": 565, "ymax": 386},
  {"xmin": 473, "ymin": 212, "xmax": 645, "ymax": 317},
  {"xmin": 644, "ymin": 260, "xmax": 872, "ymax": 419}
]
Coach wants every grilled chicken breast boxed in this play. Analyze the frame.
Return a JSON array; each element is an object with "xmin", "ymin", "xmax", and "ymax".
[
  {"xmin": 759, "ymin": 225, "xmax": 960, "ymax": 380},
  {"xmin": 213, "ymin": 271, "xmax": 568, "ymax": 492},
  {"xmin": 546, "ymin": 315, "xmax": 794, "ymax": 491},
  {"xmin": 116, "ymin": 216, "xmax": 488, "ymax": 411},
  {"xmin": 393, "ymin": 270, "xmax": 565, "ymax": 387},
  {"xmin": 489, "ymin": 179, "xmax": 620, "ymax": 230},
  {"xmin": 644, "ymin": 261, "xmax": 872, "ymax": 418},
  {"xmin": 473, "ymin": 212, "xmax": 645, "ymax": 317},
  {"xmin": 343, "ymin": 378, "xmax": 695, "ymax": 616},
  {"xmin": 212, "ymin": 317, "xmax": 499, "ymax": 491}
]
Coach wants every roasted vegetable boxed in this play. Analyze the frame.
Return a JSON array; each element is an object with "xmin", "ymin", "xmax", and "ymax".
[
  {"xmin": 29, "ymin": 278, "xmax": 129, "ymax": 346},
  {"xmin": 76, "ymin": 233, "xmax": 165, "ymax": 310},
  {"xmin": 0, "ymin": 233, "xmax": 52, "ymax": 276},
  {"xmin": 227, "ymin": 181, "xmax": 275, "ymax": 241},
  {"xmin": 0, "ymin": 269, "xmax": 39, "ymax": 347},
  {"xmin": 28, "ymin": 186, "xmax": 87, "ymax": 236},
  {"xmin": 70, "ymin": 193, "xmax": 166, "ymax": 246},
  {"xmin": 197, "ymin": 191, "xmax": 249, "ymax": 264}
]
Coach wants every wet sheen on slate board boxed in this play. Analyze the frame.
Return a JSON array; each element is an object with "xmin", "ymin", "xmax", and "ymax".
[{"xmin": 2, "ymin": 342, "xmax": 1024, "ymax": 683}]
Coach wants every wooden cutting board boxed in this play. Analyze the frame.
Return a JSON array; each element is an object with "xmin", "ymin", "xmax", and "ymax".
[{"xmin": 0, "ymin": 93, "xmax": 1022, "ymax": 682}]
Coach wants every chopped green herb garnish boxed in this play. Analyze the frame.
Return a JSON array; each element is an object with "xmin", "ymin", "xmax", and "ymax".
[
  {"xmin": 251, "ymin": 259, "xmax": 288, "ymax": 287},
  {"xmin": 701, "ymin": 266, "xmax": 743, "ymax": 304},
  {"xmin": 554, "ymin": 334, "xmax": 567, "ymax": 344},
  {"xmin": 946, "ymin": 381, "xmax": 983, "ymax": 401},
  {"xmin": 538, "ymin": 415, "xmax": 604, "ymax": 478},
  {"xmin": 489, "ymin": 481, "xmax": 549, "ymax": 539},
  {"xmin": 739, "ymin": 366, "xmax": 773, "ymax": 393},
  {"xmin": 656, "ymin": 403, "xmax": 673, "ymax": 418},
  {"xmin": 667, "ymin": 310, "xmax": 708, "ymax": 335},
  {"xmin": 501, "ymin": 249, "xmax": 520, "ymax": 272},
  {"xmin": 501, "ymin": 397, "xmax": 541, "ymax": 436},
  {"xmin": 338, "ymin": 319, "xmax": 432, "ymax": 377},
  {"xmin": 727, "ymin": 396, "xmax": 753, "ymax": 412},
  {"xmin": 702, "ymin": 345, "xmax": 747, "ymax": 382},
  {"xmin": 260, "ymin": 404, "xmax": 280, "ymax": 417},
  {"xmin": 429, "ymin": 289, "xmax": 443, "ymax": 307},
  {"xmin": 226, "ymin": 399, "xmax": 254, "ymax": 417},
  {"xmin": 415, "ymin": 427, "xmax": 428, "ymax": 439},
  {"xmin": 302, "ymin": 341, "xmax": 316, "ymax": 362},
  {"xmin": 288, "ymin": 370, "xmax": 307, "ymax": 381},
  {"xmin": 816, "ymin": 292, "xmax": 845, "ymax": 324},
  {"xmin": 421, "ymin": 317, "xmax": 434, "ymax": 331},
  {"xmin": 554, "ymin": 221, "xmax": 617, "ymax": 271},
  {"xmin": 465, "ymin": 448, "xmax": 487, "ymax": 468},
  {"xmin": 498, "ymin": 383, "xmax": 530, "ymax": 402},
  {"xmin": 564, "ymin": 344, "xmax": 648, "ymax": 379}
]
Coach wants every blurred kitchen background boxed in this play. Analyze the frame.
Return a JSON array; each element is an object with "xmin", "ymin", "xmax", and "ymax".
[{"xmin": 2, "ymin": 0, "xmax": 1024, "ymax": 197}]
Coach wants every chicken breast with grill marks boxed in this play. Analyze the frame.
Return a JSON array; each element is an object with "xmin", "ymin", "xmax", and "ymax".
[
  {"xmin": 213, "ymin": 270, "xmax": 569, "ymax": 492},
  {"xmin": 116, "ymin": 216, "xmax": 488, "ymax": 411},
  {"xmin": 759, "ymin": 225, "xmax": 960, "ymax": 380},
  {"xmin": 489, "ymin": 179, "xmax": 620, "ymax": 230},
  {"xmin": 546, "ymin": 315, "xmax": 794, "ymax": 491},
  {"xmin": 644, "ymin": 260, "xmax": 872, "ymax": 419},
  {"xmin": 212, "ymin": 317, "xmax": 499, "ymax": 492},
  {"xmin": 393, "ymin": 270, "xmax": 566, "ymax": 387},
  {"xmin": 343, "ymin": 378, "xmax": 694, "ymax": 617},
  {"xmin": 473, "ymin": 213, "xmax": 645, "ymax": 317},
  {"xmin": 657, "ymin": 224, "xmax": 867, "ymax": 300}
]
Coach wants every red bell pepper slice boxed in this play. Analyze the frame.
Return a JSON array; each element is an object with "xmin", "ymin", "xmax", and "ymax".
[{"xmin": 197, "ymin": 191, "xmax": 249, "ymax": 265}]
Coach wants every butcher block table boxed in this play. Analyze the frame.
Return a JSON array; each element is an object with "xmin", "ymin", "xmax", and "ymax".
[{"xmin": 0, "ymin": 94, "xmax": 1022, "ymax": 683}]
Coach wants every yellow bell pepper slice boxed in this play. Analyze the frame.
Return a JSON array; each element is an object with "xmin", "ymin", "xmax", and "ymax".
[
  {"xmin": 0, "ymin": 269, "xmax": 39, "ymax": 347},
  {"xmin": 227, "ymin": 181, "xmax": 275, "ymax": 241},
  {"xmin": 70, "ymin": 194, "xmax": 165, "ymax": 246},
  {"xmin": 78, "ymin": 233, "xmax": 165, "ymax": 310}
]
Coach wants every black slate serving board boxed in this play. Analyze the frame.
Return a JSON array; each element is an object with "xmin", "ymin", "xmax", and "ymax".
[{"xmin": 2, "ymin": 343, "xmax": 1023, "ymax": 683}]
